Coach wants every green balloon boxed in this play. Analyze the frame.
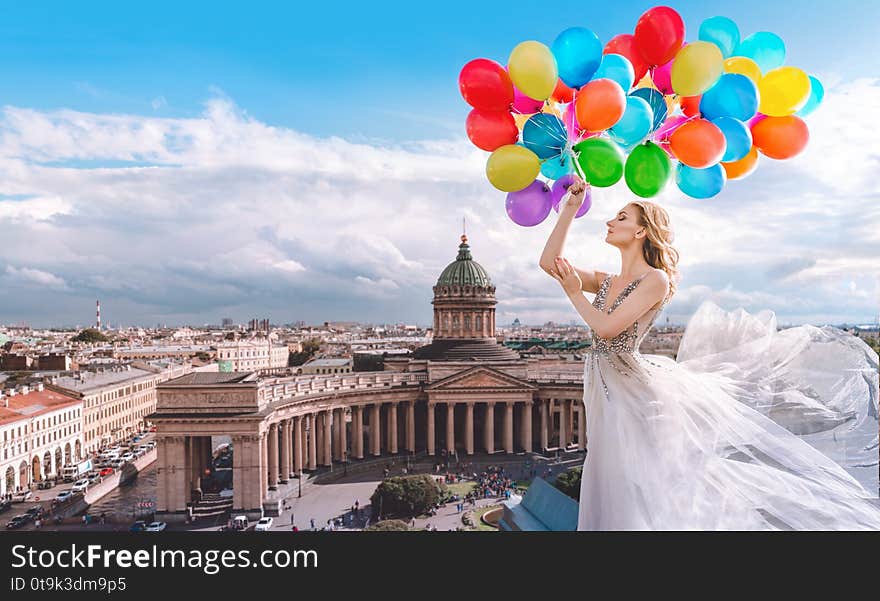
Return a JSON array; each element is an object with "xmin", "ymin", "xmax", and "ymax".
[
  {"xmin": 573, "ymin": 138, "xmax": 624, "ymax": 187},
  {"xmin": 624, "ymin": 141, "xmax": 671, "ymax": 198}
]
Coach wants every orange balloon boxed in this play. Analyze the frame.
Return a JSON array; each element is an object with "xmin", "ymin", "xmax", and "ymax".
[
  {"xmin": 552, "ymin": 79, "xmax": 575, "ymax": 103},
  {"xmin": 751, "ymin": 116, "xmax": 809, "ymax": 160},
  {"xmin": 574, "ymin": 79, "xmax": 626, "ymax": 132},
  {"xmin": 669, "ymin": 118, "xmax": 726, "ymax": 168},
  {"xmin": 679, "ymin": 95, "xmax": 702, "ymax": 117},
  {"xmin": 722, "ymin": 146, "xmax": 759, "ymax": 179}
]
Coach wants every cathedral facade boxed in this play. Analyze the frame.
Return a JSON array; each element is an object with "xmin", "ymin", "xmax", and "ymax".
[{"xmin": 152, "ymin": 235, "xmax": 586, "ymax": 521}]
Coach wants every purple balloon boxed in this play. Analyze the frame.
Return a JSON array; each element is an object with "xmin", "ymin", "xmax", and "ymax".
[
  {"xmin": 652, "ymin": 114, "xmax": 689, "ymax": 142},
  {"xmin": 746, "ymin": 112, "xmax": 767, "ymax": 128},
  {"xmin": 505, "ymin": 180, "xmax": 552, "ymax": 227},
  {"xmin": 551, "ymin": 174, "xmax": 591, "ymax": 217}
]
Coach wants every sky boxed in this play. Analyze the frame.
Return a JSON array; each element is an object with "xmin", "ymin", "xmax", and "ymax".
[{"xmin": 0, "ymin": 0, "xmax": 878, "ymax": 328}]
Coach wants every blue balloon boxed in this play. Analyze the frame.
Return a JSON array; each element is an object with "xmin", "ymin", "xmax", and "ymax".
[
  {"xmin": 797, "ymin": 76, "xmax": 825, "ymax": 117},
  {"xmin": 609, "ymin": 96, "xmax": 653, "ymax": 146},
  {"xmin": 699, "ymin": 16, "xmax": 740, "ymax": 58},
  {"xmin": 522, "ymin": 113, "xmax": 568, "ymax": 159},
  {"xmin": 676, "ymin": 163, "xmax": 726, "ymax": 199},
  {"xmin": 630, "ymin": 87, "xmax": 667, "ymax": 132},
  {"xmin": 712, "ymin": 117, "xmax": 752, "ymax": 162},
  {"xmin": 734, "ymin": 32, "xmax": 786, "ymax": 73},
  {"xmin": 592, "ymin": 53, "xmax": 635, "ymax": 92},
  {"xmin": 541, "ymin": 151, "xmax": 574, "ymax": 179},
  {"xmin": 552, "ymin": 27, "xmax": 603, "ymax": 89},
  {"xmin": 700, "ymin": 73, "xmax": 759, "ymax": 121}
]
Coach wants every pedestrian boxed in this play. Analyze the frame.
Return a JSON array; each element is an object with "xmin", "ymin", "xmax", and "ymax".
[
  {"xmin": 292, "ymin": 525, "xmax": 298, "ymax": 532},
  {"xmin": 291, "ymin": 513, "xmax": 295, "ymax": 526},
  {"xmin": 310, "ymin": 517, "xmax": 316, "ymax": 531}
]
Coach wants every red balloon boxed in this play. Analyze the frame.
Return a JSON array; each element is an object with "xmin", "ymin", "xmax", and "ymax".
[
  {"xmin": 552, "ymin": 79, "xmax": 575, "ymax": 103},
  {"xmin": 465, "ymin": 109, "xmax": 519, "ymax": 151},
  {"xmin": 459, "ymin": 58, "xmax": 514, "ymax": 111},
  {"xmin": 634, "ymin": 6, "xmax": 686, "ymax": 66},
  {"xmin": 604, "ymin": 34, "xmax": 649, "ymax": 82},
  {"xmin": 680, "ymin": 95, "xmax": 702, "ymax": 117},
  {"xmin": 751, "ymin": 116, "xmax": 810, "ymax": 160},
  {"xmin": 669, "ymin": 118, "xmax": 726, "ymax": 168}
]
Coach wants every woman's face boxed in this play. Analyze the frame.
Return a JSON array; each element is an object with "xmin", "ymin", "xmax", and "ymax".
[{"xmin": 605, "ymin": 204, "xmax": 643, "ymax": 247}]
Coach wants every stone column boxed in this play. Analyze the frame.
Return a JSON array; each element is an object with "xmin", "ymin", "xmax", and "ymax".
[
  {"xmin": 315, "ymin": 412, "xmax": 324, "ymax": 465},
  {"xmin": 188, "ymin": 436, "xmax": 201, "ymax": 493},
  {"xmin": 267, "ymin": 425, "xmax": 278, "ymax": 491},
  {"xmin": 484, "ymin": 402, "xmax": 495, "ymax": 454},
  {"xmin": 406, "ymin": 401, "xmax": 415, "ymax": 453},
  {"xmin": 280, "ymin": 420, "xmax": 291, "ymax": 483},
  {"xmin": 465, "ymin": 402, "xmax": 474, "ymax": 455},
  {"xmin": 307, "ymin": 414, "xmax": 317, "ymax": 470},
  {"xmin": 260, "ymin": 432, "xmax": 269, "ymax": 497},
  {"xmin": 504, "ymin": 402, "xmax": 514, "ymax": 453},
  {"xmin": 293, "ymin": 416, "xmax": 303, "ymax": 475},
  {"xmin": 522, "ymin": 401, "xmax": 533, "ymax": 453},
  {"xmin": 233, "ymin": 435, "xmax": 263, "ymax": 512},
  {"xmin": 540, "ymin": 400, "xmax": 549, "ymax": 451},
  {"xmin": 231, "ymin": 435, "xmax": 244, "ymax": 511},
  {"xmin": 427, "ymin": 402, "xmax": 435, "ymax": 456},
  {"xmin": 339, "ymin": 408, "xmax": 348, "ymax": 462},
  {"xmin": 332, "ymin": 408, "xmax": 342, "ymax": 461},
  {"xmin": 353, "ymin": 406, "xmax": 364, "ymax": 459},
  {"xmin": 446, "ymin": 402, "xmax": 455, "ymax": 453},
  {"xmin": 371, "ymin": 403, "xmax": 381, "ymax": 456},
  {"xmin": 559, "ymin": 400, "xmax": 570, "ymax": 449},
  {"xmin": 577, "ymin": 405, "xmax": 586, "ymax": 450},
  {"xmin": 323, "ymin": 409, "xmax": 332, "ymax": 467},
  {"xmin": 389, "ymin": 403, "xmax": 398, "ymax": 454}
]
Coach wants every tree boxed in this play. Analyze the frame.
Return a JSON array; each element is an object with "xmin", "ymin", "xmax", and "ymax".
[
  {"xmin": 364, "ymin": 519, "xmax": 410, "ymax": 531},
  {"xmin": 369, "ymin": 474, "xmax": 447, "ymax": 520},
  {"xmin": 288, "ymin": 337, "xmax": 322, "ymax": 367},
  {"xmin": 71, "ymin": 328, "xmax": 109, "ymax": 343},
  {"xmin": 554, "ymin": 467, "xmax": 582, "ymax": 501}
]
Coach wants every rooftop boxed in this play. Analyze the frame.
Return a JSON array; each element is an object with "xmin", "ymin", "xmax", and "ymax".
[
  {"xmin": 53, "ymin": 366, "xmax": 156, "ymax": 393},
  {"xmin": 0, "ymin": 387, "xmax": 81, "ymax": 426},
  {"xmin": 161, "ymin": 372, "xmax": 257, "ymax": 386},
  {"xmin": 302, "ymin": 358, "xmax": 353, "ymax": 367}
]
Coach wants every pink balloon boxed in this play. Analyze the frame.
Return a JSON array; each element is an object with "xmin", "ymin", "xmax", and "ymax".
[
  {"xmin": 746, "ymin": 112, "xmax": 768, "ymax": 129},
  {"xmin": 513, "ymin": 86, "xmax": 544, "ymax": 114},
  {"xmin": 650, "ymin": 59, "xmax": 674, "ymax": 95},
  {"xmin": 652, "ymin": 114, "xmax": 689, "ymax": 142}
]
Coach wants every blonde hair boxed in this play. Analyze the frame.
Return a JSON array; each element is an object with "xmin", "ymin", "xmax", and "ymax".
[{"xmin": 630, "ymin": 200, "xmax": 680, "ymax": 299}]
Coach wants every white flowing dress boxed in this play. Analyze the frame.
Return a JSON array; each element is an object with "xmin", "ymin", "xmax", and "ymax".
[{"xmin": 577, "ymin": 273, "xmax": 880, "ymax": 530}]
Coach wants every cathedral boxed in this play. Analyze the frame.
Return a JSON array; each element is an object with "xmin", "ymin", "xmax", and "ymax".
[{"xmin": 152, "ymin": 233, "xmax": 587, "ymax": 521}]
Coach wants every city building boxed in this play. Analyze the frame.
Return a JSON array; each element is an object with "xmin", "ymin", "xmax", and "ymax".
[
  {"xmin": 0, "ymin": 383, "xmax": 83, "ymax": 495},
  {"xmin": 299, "ymin": 358, "xmax": 353, "ymax": 375},
  {"xmin": 215, "ymin": 340, "xmax": 289, "ymax": 372},
  {"xmin": 52, "ymin": 362, "xmax": 190, "ymax": 455},
  {"xmin": 153, "ymin": 233, "xmax": 586, "ymax": 522}
]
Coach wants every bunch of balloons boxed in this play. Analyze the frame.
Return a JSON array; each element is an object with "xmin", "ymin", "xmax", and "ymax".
[{"xmin": 459, "ymin": 5, "xmax": 823, "ymax": 227}]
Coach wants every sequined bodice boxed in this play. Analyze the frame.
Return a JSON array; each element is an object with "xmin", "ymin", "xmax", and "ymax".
[{"xmin": 590, "ymin": 273, "xmax": 665, "ymax": 355}]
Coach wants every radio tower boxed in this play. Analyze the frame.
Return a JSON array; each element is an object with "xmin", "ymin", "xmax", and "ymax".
[{"xmin": 96, "ymin": 300, "xmax": 102, "ymax": 330}]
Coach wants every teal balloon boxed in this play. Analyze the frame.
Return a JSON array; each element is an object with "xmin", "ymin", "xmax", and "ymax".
[
  {"xmin": 734, "ymin": 32, "xmax": 786, "ymax": 73},
  {"xmin": 699, "ymin": 16, "xmax": 740, "ymax": 58},
  {"xmin": 591, "ymin": 53, "xmax": 635, "ymax": 92},
  {"xmin": 625, "ymin": 142, "xmax": 671, "ymax": 198},
  {"xmin": 609, "ymin": 96, "xmax": 653, "ymax": 146},
  {"xmin": 630, "ymin": 87, "xmax": 667, "ymax": 131},
  {"xmin": 676, "ymin": 163, "xmax": 726, "ymax": 199},
  {"xmin": 541, "ymin": 151, "xmax": 574, "ymax": 179},
  {"xmin": 699, "ymin": 73, "xmax": 758, "ymax": 121},
  {"xmin": 573, "ymin": 138, "xmax": 624, "ymax": 187},
  {"xmin": 522, "ymin": 113, "xmax": 567, "ymax": 159},
  {"xmin": 711, "ymin": 117, "xmax": 751, "ymax": 162},
  {"xmin": 552, "ymin": 27, "xmax": 603, "ymax": 89},
  {"xmin": 797, "ymin": 76, "xmax": 824, "ymax": 117}
]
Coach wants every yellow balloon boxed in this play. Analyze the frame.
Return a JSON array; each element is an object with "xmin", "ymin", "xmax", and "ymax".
[
  {"xmin": 513, "ymin": 113, "xmax": 533, "ymax": 129},
  {"xmin": 508, "ymin": 41, "xmax": 558, "ymax": 101},
  {"xmin": 486, "ymin": 144, "xmax": 540, "ymax": 192},
  {"xmin": 758, "ymin": 66, "xmax": 811, "ymax": 117},
  {"xmin": 671, "ymin": 41, "xmax": 723, "ymax": 96},
  {"xmin": 724, "ymin": 56, "xmax": 761, "ymax": 84}
]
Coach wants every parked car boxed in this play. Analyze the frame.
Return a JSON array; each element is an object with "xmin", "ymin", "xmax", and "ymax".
[
  {"xmin": 71, "ymin": 479, "xmax": 90, "ymax": 493},
  {"xmin": 6, "ymin": 514, "xmax": 31, "ymax": 529},
  {"xmin": 144, "ymin": 521, "xmax": 166, "ymax": 532},
  {"xmin": 129, "ymin": 520, "xmax": 147, "ymax": 532},
  {"xmin": 87, "ymin": 472, "xmax": 102, "ymax": 484},
  {"xmin": 24, "ymin": 505, "xmax": 44, "ymax": 519},
  {"xmin": 99, "ymin": 467, "xmax": 115, "ymax": 477},
  {"xmin": 254, "ymin": 517, "xmax": 273, "ymax": 531},
  {"xmin": 120, "ymin": 452, "xmax": 135, "ymax": 462},
  {"xmin": 0, "ymin": 499, "xmax": 11, "ymax": 513},
  {"xmin": 109, "ymin": 459, "xmax": 125, "ymax": 469},
  {"xmin": 11, "ymin": 491, "xmax": 32, "ymax": 503},
  {"xmin": 37, "ymin": 479, "xmax": 55, "ymax": 490},
  {"xmin": 55, "ymin": 490, "xmax": 74, "ymax": 503}
]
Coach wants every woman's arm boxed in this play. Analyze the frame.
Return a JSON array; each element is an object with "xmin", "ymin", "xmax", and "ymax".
[
  {"xmin": 554, "ymin": 260, "xmax": 669, "ymax": 339},
  {"xmin": 539, "ymin": 177, "xmax": 600, "ymax": 292}
]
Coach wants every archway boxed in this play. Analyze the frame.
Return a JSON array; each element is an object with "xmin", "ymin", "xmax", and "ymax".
[
  {"xmin": 64, "ymin": 443, "xmax": 72, "ymax": 465},
  {"xmin": 18, "ymin": 461, "xmax": 28, "ymax": 489},
  {"xmin": 74, "ymin": 440, "xmax": 82, "ymax": 461},
  {"xmin": 31, "ymin": 456, "xmax": 41, "ymax": 482},
  {"xmin": 43, "ymin": 452, "xmax": 52, "ymax": 479},
  {"xmin": 4, "ymin": 466, "xmax": 14, "ymax": 494},
  {"xmin": 55, "ymin": 448, "xmax": 63, "ymax": 474}
]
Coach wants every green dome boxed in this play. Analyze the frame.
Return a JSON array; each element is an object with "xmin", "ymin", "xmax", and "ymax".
[{"xmin": 436, "ymin": 235, "xmax": 493, "ymax": 288}]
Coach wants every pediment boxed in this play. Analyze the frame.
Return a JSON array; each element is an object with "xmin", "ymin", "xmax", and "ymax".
[{"xmin": 426, "ymin": 366, "xmax": 536, "ymax": 391}]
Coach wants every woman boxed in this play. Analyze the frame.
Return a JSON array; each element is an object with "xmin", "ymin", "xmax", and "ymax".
[{"xmin": 539, "ymin": 176, "xmax": 880, "ymax": 530}]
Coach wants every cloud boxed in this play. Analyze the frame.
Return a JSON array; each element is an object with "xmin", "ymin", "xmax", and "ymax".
[{"xmin": 0, "ymin": 81, "xmax": 878, "ymax": 327}]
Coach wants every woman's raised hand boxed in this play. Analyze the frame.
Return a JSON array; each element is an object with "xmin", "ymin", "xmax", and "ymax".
[{"xmin": 564, "ymin": 176, "xmax": 587, "ymax": 210}]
